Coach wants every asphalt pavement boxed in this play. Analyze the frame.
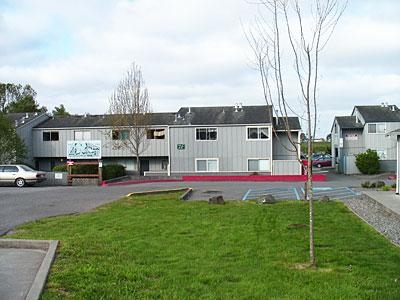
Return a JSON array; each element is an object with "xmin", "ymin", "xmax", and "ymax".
[{"xmin": 0, "ymin": 170, "xmax": 399, "ymax": 300}]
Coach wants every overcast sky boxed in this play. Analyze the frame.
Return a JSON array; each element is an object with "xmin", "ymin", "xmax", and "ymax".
[{"xmin": 0, "ymin": 0, "xmax": 399, "ymax": 137}]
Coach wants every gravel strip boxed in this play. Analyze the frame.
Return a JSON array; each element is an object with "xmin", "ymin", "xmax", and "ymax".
[{"xmin": 342, "ymin": 196, "xmax": 400, "ymax": 246}]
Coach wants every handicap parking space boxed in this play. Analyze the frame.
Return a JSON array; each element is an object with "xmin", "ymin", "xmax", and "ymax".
[
  {"xmin": 242, "ymin": 187, "xmax": 301, "ymax": 201},
  {"xmin": 242, "ymin": 186, "xmax": 360, "ymax": 201}
]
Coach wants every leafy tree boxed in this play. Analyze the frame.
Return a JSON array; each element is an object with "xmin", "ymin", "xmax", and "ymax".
[
  {"xmin": 52, "ymin": 104, "xmax": 70, "ymax": 117},
  {"xmin": 0, "ymin": 83, "xmax": 43, "ymax": 113},
  {"xmin": 356, "ymin": 149, "xmax": 380, "ymax": 174},
  {"xmin": 0, "ymin": 113, "xmax": 26, "ymax": 163}
]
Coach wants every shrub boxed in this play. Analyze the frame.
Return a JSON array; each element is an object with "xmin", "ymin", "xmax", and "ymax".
[
  {"xmin": 392, "ymin": 183, "xmax": 397, "ymax": 189},
  {"xmin": 376, "ymin": 181, "xmax": 385, "ymax": 188},
  {"xmin": 355, "ymin": 149, "xmax": 380, "ymax": 174},
  {"xmin": 52, "ymin": 163, "xmax": 125, "ymax": 181},
  {"xmin": 52, "ymin": 165, "xmax": 67, "ymax": 172},
  {"xmin": 369, "ymin": 182, "xmax": 376, "ymax": 188},
  {"xmin": 103, "ymin": 164, "xmax": 126, "ymax": 180},
  {"xmin": 361, "ymin": 181, "xmax": 370, "ymax": 188},
  {"xmin": 381, "ymin": 185, "xmax": 391, "ymax": 191}
]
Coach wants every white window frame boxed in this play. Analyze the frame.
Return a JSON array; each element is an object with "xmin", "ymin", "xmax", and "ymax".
[
  {"xmin": 195, "ymin": 128, "xmax": 218, "ymax": 141},
  {"xmin": 195, "ymin": 158, "xmax": 219, "ymax": 172},
  {"xmin": 74, "ymin": 131, "xmax": 91, "ymax": 141},
  {"xmin": 246, "ymin": 126, "xmax": 271, "ymax": 140},
  {"xmin": 367, "ymin": 123, "xmax": 386, "ymax": 134},
  {"xmin": 247, "ymin": 158, "xmax": 271, "ymax": 172}
]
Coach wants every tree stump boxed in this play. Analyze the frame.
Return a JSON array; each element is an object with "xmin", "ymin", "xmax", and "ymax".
[{"xmin": 209, "ymin": 195, "xmax": 225, "ymax": 204}]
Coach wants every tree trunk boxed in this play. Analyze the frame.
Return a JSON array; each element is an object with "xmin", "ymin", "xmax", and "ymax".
[
  {"xmin": 307, "ymin": 131, "xmax": 316, "ymax": 268},
  {"xmin": 136, "ymin": 154, "xmax": 140, "ymax": 176}
]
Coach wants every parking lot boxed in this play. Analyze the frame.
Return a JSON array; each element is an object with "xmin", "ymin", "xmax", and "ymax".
[
  {"xmin": 0, "ymin": 170, "xmax": 393, "ymax": 236},
  {"xmin": 242, "ymin": 186, "xmax": 360, "ymax": 201}
]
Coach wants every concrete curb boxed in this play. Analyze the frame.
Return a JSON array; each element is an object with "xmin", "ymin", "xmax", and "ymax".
[
  {"xmin": 0, "ymin": 239, "xmax": 59, "ymax": 300},
  {"xmin": 361, "ymin": 193, "xmax": 400, "ymax": 217},
  {"xmin": 125, "ymin": 188, "xmax": 192, "ymax": 198}
]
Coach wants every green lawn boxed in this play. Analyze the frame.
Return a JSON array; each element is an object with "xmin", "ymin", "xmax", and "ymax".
[{"xmin": 9, "ymin": 192, "xmax": 400, "ymax": 299}]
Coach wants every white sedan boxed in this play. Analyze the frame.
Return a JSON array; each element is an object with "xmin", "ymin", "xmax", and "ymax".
[{"xmin": 0, "ymin": 165, "xmax": 46, "ymax": 187}]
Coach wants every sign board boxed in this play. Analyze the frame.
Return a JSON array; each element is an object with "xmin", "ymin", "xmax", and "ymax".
[
  {"xmin": 67, "ymin": 140, "xmax": 102, "ymax": 159},
  {"xmin": 54, "ymin": 173, "xmax": 63, "ymax": 179},
  {"xmin": 177, "ymin": 144, "xmax": 186, "ymax": 150},
  {"xmin": 67, "ymin": 160, "xmax": 74, "ymax": 166},
  {"xmin": 339, "ymin": 138, "xmax": 343, "ymax": 148},
  {"xmin": 344, "ymin": 134, "xmax": 358, "ymax": 141}
]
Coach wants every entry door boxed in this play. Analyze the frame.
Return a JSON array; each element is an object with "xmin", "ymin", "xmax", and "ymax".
[{"xmin": 140, "ymin": 159, "xmax": 150, "ymax": 176}]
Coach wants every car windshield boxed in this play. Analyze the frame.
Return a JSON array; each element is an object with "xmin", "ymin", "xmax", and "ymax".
[{"xmin": 19, "ymin": 165, "xmax": 35, "ymax": 172}]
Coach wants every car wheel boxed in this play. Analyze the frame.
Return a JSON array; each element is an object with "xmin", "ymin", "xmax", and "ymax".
[
  {"xmin": 317, "ymin": 163, "xmax": 322, "ymax": 168},
  {"xmin": 15, "ymin": 178, "xmax": 25, "ymax": 187}
]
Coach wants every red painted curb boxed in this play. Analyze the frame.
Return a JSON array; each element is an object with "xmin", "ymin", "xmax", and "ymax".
[
  {"xmin": 102, "ymin": 179, "xmax": 181, "ymax": 187},
  {"xmin": 102, "ymin": 174, "xmax": 326, "ymax": 186},
  {"xmin": 182, "ymin": 175, "xmax": 326, "ymax": 182}
]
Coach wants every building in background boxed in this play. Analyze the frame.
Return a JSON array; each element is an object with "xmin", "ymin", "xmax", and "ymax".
[
  {"xmin": 30, "ymin": 104, "xmax": 301, "ymax": 176},
  {"xmin": 331, "ymin": 104, "xmax": 400, "ymax": 174}
]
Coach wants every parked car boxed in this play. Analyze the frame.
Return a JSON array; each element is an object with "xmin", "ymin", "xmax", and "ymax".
[
  {"xmin": 0, "ymin": 165, "xmax": 46, "ymax": 187},
  {"xmin": 312, "ymin": 155, "xmax": 333, "ymax": 168}
]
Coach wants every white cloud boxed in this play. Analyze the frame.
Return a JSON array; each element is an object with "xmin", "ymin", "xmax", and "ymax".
[{"xmin": 0, "ymin": 0, "xmax": 399, "ymax": 138}]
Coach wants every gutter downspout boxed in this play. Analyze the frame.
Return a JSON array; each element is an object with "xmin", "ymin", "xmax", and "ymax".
[
  {"xmin": 397, "ymin": 135, "xmax": 399, "ymax": 195},
  {"xmin": 167, "ymin": 126, "xmax": 171, "ymax": 177}
]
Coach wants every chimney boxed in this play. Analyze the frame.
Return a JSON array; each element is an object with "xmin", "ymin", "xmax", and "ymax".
[
  {"xmin": 392, "ymin": 105, "xmax": 396, "ymax": 112},
  {"xmin": 234, "ymin": 103, "xmax": 238, "ymax": 112},
  {"xmin": 15, "ymin": 120, "xmax": 18, "ymax": 127},
  {"xmin": 25, "ymin": 113, "xmax": 29, "ymax": 118},
  {"xmin": 188, "ymin": 107, "xmax": 191, "ymax": 114}
]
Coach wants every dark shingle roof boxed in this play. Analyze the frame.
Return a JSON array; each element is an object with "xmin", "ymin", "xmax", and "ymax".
[
  {"xmin": 35, "ymin": 113, "xmax": 177, "ymax": 128},
  {"xmin": 35, "ymin": 105, "xmax": 301, "ymax": 130},
  {"xmin": 354, "ymin": 105, "xmax": 400, "ymax": 123},
  {"xmin": 6, "ymin": 112, "xmax": 46, "ymax": 128},
  {"xmin": 274, "ymin": 117, "xmax": 301, "ymax": 130},
  {"xmin": 335, "ymin": 116, "xmax": 364, "ymax": 129},
  {"xmin": 175, "ymin": 105, "xmax": 273, "ymax": 125}
]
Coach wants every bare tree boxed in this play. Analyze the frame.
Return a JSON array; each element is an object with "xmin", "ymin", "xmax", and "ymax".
[
  {"xmin": 107, "ymin": 63, "xmax": 151, "ymax": 174},
  {"xmin": 247, "ymin": 0, "xmax": 347, "ymax": 267}
]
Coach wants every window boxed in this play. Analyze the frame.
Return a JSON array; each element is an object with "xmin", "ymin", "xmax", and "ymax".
[
  {"xmin": 368, "ymin": 123, "xmax": 385, "ymax": 134},
  {"xmin": 247, "ymin": 127, "xmax": 270, "ymax": 140},
  {"xmin": 147, "ymin": 129, "xmax": 165, "ymax": 139},
  {"xmin": 3, "ymin": 166, "xmax": 18, "ymax": 172},
  {"xmin": 196, "ymin": 128, "xmax": 217, "ymax": 141},
  {"xmin": 248, "ymin": 159, "xmax": 270, "ymax": 172},
  {"xmin": 43, "ymin": 131, "xmax": 59, "ymax": 141},
  {"xmin": 195, "ymin": 158, "xmax": 219, "ymax": 172},
  {"xmin": 112, "ymin": 130, "xmax": 129, "ymax": 140},
  {"xmin": 74, "ymin": 131, "xmax": 91, "ymax": 140}
]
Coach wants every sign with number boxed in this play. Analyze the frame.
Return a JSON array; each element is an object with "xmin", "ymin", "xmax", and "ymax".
[{"xmin": 177, "ymin": 144, "xmax": 185, "ymax": 150}]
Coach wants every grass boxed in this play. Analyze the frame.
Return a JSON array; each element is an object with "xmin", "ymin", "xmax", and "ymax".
[{"xmin": 8, "ymin": 192, "xmax": 400, "ymax": 299}]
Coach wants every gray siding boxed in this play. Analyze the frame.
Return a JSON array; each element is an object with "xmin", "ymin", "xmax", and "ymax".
[
  {"xmin": 273, "ymin": 132, "xmax": 298, "ymax": 160},
  {"xmin": 169, "ymin": 125, "xmax": 272, "ymax": 173},
  {"xmin": 364, "ymin": 122, "xmax": 400, "ymax": 160},
  {"xmin": 16, "ymin": 113, "xmax": 50, "ymax": 165},
  {"xmin": 33, "ymin": 126, "xmax": 169, "ymax": 158},
  {"xmin": 273, "ymin": 160, "xmax": 300, "ymax": 175},
  {"xmin": 341, "ymin": 129, "xmax": 364, "ymax": 156}
]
